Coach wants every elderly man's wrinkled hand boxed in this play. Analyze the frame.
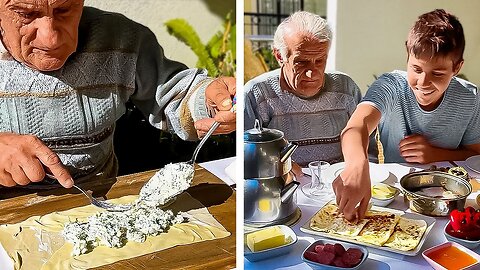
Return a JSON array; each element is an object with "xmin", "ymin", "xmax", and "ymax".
[
  {"xmin": 333, "ymin": 160, "xmax": 371, "ymax": 221},
  {"xmin": 195, "ymin": 77, "xmax": 236, "ymax": 137},
  {"xmin": 0, "ymin": 133, "xmax": 73, "ymax": 188}
]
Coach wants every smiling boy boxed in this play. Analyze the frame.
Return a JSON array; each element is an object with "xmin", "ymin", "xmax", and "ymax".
[{"xmin": 334, "ymin": 9, "xmax": 480, "ymax": 221}]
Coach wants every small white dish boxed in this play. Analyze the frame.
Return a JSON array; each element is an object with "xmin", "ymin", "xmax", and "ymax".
[
  {"xmin": 244, "ymin": 225, "xmax": 297, "ymax": 262},
  {"xmin": 370, "ymin": 194, "xmax": 397, "ymax": 207},
  {"xmin": 422, "ymin": 241, "xmax": 480, "ymax": 270},
  {"xmin": 370, "ymin": 183, "xmax": 399, "ymax": 207},
  {"xmin": 466, "ymin": 155, "xmax": 480, "ymax": 174}
]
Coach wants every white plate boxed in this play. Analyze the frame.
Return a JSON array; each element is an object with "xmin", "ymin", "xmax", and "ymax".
[
  {"xmin": 465, "ymin": 155, "xmax": 480, "ymax": 174},
  {"xmin": 323, "ymin": 162, "xmax": 390, "ymax": 184},
  {"xmin": 300, "ymin": 202, "xmax": 436, "ymax": 256}
]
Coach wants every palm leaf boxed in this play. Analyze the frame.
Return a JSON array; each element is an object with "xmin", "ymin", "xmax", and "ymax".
[{"xmin": 164, "ymin": 19, "xmax": 219, "ymax": 77}]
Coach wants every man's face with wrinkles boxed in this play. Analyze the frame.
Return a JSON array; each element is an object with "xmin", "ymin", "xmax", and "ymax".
[
  {"xmin": 279, "ymin": 27, "xmax": 329, "ymax": 98},
  {"xmin": 0, "ymin": 0, "xmax": 84, "ymax": 71}
]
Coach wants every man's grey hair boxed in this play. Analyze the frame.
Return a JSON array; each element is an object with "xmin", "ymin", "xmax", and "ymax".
[{"xmin": 273, "ymin": 11, "xmax": 332, "ymax": 60}]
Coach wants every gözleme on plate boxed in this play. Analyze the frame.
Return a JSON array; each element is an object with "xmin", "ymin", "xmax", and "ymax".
[
  {"xmin": 310, "ymin": 203, "xmax": 427, "ymax": 251},
  {"xmin": 63, "ymin": 163, "xmax": 194, "ymax": 256},
  {"xmin": 310, "ymin": 204, "xmax": 369, "ymax": 237}
]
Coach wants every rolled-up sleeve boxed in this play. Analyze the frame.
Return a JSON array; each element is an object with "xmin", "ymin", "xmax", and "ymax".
[{"xmin": 130, "ymin": 24, "xmax": 211, "ymax": 141}]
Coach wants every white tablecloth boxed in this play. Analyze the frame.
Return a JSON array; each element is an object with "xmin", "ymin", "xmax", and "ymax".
[
  {"xmin": 198, "ymin": 156, "xmax": 236, "ymax": 186},
  {"xmin": 244, "ymin": 161, "xmax": 480, "ymax": 270}
]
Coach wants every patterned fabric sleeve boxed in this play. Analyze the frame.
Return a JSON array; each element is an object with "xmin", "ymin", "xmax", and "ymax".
[
  {"xmin": 244, "ymin": 85, "xmax": 261, "ymax": 130},
  {"xmin": 128, "ymin": 23, "xmax": 211, "ymax": 141},
  {"xmin": 344, "ymin": 75, "xmax": 362, "ymax": 116}
]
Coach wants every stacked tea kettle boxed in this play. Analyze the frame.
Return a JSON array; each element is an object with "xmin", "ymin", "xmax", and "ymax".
[{"xmin": 244, "ymin": 120, "xmax": 300, "ymax": 226}]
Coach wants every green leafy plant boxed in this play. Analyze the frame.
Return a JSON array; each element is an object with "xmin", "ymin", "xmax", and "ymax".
[
  {"xmin": 258, "ymin": 46, "xmax": 280, "ymax": 71},
  {"xmin": 165, "ymin": 11, "xmax": 236, "ymax": 77}
]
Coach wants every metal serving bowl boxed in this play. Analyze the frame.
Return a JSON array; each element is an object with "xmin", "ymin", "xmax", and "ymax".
[{"xmin": 399, "ymin": 171, "xmax": 472, "ymax": 216}]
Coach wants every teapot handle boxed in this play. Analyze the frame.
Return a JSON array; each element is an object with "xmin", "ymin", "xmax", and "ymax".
[
  {"xmin": 280, "ymin": 142, "xmax": 298, "ymax": 163},
  {"xmin": 280, "ymin": 180, "xmax": 300, "ymax": 203}
]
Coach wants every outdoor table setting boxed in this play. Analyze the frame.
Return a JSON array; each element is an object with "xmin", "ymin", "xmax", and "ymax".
[
  {"xmin": 244, "ymin": 157, "xmax": 480, "ymax": 270},
  {"xmin": 0, "ymin": 157, "xmax": 236, "ymax": 270}
]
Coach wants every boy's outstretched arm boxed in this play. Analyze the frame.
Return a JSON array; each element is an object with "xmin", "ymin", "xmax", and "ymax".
[{"xmin": 334, "ymin": 103, "xmax": 381, "ymax": 221}]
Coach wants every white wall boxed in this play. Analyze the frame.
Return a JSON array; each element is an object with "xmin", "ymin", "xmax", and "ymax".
[
  {"xmin": 84, "ymin": 0, "xmax": 235, "ymax": 67},
  {"xmin": 332, "ymin": 0, "xmax": 480, "ymax": 92}
]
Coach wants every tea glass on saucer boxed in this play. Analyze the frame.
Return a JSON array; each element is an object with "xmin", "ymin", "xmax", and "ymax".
[{"xmin": 301, "ymin": 161, "xmax": 334, "ymax": 200}]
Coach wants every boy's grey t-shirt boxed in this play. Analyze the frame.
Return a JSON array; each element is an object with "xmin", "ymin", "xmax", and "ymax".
[{"xmin": 363, "ymin": 70, "xmax": 480, "ymax": 163}]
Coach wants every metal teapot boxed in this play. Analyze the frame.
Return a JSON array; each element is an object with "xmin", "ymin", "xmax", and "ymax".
[{"xmin": 244, "ymin": 120, "xmax": 299, "ymax": 225}]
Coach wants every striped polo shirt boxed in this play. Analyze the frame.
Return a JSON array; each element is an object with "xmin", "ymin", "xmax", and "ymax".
[{"xmin": 363, "ymin": 70, "xmax": 480, "ymax": 163}]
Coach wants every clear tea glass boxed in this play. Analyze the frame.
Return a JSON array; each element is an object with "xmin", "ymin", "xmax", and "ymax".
[{"xmin": 301, "ymin": 161, "xmax": 333, "ymax": 200}]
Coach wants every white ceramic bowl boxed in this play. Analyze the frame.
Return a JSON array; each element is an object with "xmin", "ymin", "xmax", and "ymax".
[
  {"xmin": 244, "ymin": 225, "xmax": 297, "ymax": 262},
  {"xmin": 443, "ymin": 222, "xmax": 480, "ymax": 249},
  {"xmin": 370, "ymin": 184, "xmax": 399, "ymax": 207},
  {"xmin": 422, "ymin": 241, "xmax": 480, "ymax": 270},
  {"xmin": 302, "ymin": 239, "xmax": 368, "ymax": 270}
]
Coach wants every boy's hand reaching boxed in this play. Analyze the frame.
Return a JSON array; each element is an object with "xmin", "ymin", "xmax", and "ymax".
[{"xmin": 333, "ymin": 160, "xmax": 371, "ymax": 222}]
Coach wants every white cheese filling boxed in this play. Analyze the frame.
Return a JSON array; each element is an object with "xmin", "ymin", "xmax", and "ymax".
[
  {"xmin": 63, "ymin": 204, "xmax": 185, "ymax": 256},
  {"xmin": 139, "ymin": 162, "xmax": 194, "ymax": 206},
  {"xmin": 62, "ymin": 162, "xmax": 194, "ymax": 256}
]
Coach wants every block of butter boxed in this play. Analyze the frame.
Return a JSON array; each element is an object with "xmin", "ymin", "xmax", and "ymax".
[{"xmin": 246, "ymin": 226, "xmax": 287, "ymax": 252}]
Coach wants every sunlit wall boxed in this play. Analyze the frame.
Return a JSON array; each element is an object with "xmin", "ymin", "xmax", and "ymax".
[
  {"xmin": 84, "ymin": 0, "xmax": 235, "ymax": 68},
  {"xmin": 332, "ymin": 0, "xmax": 480, "ymax": 91}
]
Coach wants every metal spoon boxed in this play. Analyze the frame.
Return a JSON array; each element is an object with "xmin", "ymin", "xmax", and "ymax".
[
  {"xmin": 46, "ymin": 119, "xmax": 221, "ymax": 212},
  {"xmin": 188, "ymin": 121, "xmax": 221, "ymax": 165},
  {"xmin": 139, "ymin": 102, "xmax": 235, "ymax": 205}
]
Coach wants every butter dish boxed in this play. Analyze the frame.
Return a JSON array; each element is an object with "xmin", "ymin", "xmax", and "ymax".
[{"xmin": 244, "ymin": 225, "xmax": 297, "ymax": 262}]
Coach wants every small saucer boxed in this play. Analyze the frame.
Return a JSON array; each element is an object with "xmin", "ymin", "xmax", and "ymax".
[{"xmin": 301, "ymin": 183, "xmax": 335, "ymax": 201}]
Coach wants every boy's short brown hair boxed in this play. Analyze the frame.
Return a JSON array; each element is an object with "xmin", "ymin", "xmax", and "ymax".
[{"xmin": 406, "ymin": 9, "xmax": 465, "ymax": 69}]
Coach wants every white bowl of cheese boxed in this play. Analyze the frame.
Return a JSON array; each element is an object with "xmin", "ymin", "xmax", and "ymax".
[{"xmin": 371, "ymin": 183, "xmax": 399, "ymax": 207}]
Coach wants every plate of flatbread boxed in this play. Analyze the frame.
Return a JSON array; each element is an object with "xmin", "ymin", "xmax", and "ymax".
[{"xmin": 300, "ymin": 201, "xmax": 435, "ymax": 256}]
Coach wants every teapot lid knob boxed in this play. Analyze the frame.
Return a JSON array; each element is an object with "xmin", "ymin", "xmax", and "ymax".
[{"xmin": 254, "ymin": 119, "xmax": 263, "ymax": 132}]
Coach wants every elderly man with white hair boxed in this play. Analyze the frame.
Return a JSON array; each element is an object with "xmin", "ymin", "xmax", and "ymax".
[
  {"xmin": 0, "ymin": 0, "xmax": 236, "ymax": 188},
  {"xmin": 244, "ymin": 11, "xmax": 362, "ymax": 167}
]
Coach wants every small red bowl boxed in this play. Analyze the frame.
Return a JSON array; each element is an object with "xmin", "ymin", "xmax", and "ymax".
[{"xmin": 444, "ymin": 222, "xmax": 480, "ymax": 249}]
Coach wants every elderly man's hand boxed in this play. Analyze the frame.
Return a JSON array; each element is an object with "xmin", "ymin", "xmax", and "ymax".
[
  {"xmin": 0, "ymin": 133, "xmax": 73, "ymax": 188},
  {"xmin": 195, "ymin": 77, "xmax": 236, "ymax": 137},
  {"xmin": 333, "ymin": 160, "xmax": 371, "ymax": 221}
]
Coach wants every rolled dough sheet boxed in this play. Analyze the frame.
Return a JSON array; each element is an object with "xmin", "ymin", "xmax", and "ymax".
[{"xmin": 0, "ymin": 193, "xmax": 230, "ymax": 270}]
